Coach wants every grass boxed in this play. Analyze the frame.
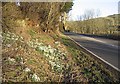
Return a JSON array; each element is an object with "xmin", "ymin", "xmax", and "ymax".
[
  {"xmin": 59, "ymin": 36, "xmax": 118, "ymax": 82},
  {"xmin": 60, "ymin": 37, "xmax": 79, "ymax": 49},
  {"xmin": 28, "ymin": 29, "xmax": 37, "ymax": 37},
  {"xmin": 2, "ymin": 31, "xmax": 119, "ymax": 82}
]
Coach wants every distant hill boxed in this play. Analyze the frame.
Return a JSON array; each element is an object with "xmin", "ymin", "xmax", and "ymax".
[
  {"xmin": 66, "ymin": 14, "xmax": 119, "ymax": 35},
  {"xmin": 107, "ymin": 14, "xmax": 120, "ymax": 26},
  {"xmin": 118, "ymin": 1, "xmax": 120, "ymax": 13}
]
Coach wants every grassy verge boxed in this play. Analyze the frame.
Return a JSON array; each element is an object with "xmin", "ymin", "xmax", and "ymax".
[
  {"xmin": 2, "ymin": 31, "xmax": 119, "ymax": 82},
  {"xmin": 59, "ymin": 36, "xmax": 119, "ymax": 82}
]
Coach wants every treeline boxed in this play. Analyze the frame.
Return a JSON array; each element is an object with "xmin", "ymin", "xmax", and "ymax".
[
  {"xmin": 67, "ymin": 14, "xmax": 119, "ymax": 35},
  {"xmin": 2, "ymin": 2, "xmax": 73, "ymax": 33}
]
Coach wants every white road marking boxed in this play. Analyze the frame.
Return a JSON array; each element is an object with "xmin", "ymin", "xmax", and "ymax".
[
  {"xmin": 80, "ymin": 36, "xmax": 118, "ymax": 48},
  {"xmin": 67, "ymin": 35, "xmax": 120, "ymax": 72}
]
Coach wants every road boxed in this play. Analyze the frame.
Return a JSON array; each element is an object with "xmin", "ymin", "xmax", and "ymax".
[{"xmin": 64, "ymin": 32, "xmax": 119, "ymax": 70}]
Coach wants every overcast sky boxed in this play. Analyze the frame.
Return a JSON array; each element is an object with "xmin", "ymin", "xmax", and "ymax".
[{"xmin": 69, "ymin": 0, "xmax": 119, "ymax": 20}]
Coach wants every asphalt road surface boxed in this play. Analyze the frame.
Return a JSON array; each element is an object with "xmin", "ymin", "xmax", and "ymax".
[{"xmin": 64, "ymin": 32, "xmax": 119, "ymax": 69}]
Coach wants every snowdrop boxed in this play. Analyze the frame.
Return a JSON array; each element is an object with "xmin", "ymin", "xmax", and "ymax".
[
  {"xmin": 32, "ymin": 73, "xmax": 40, "ymax": 82},
  {"xmin": 36, "ymin": 43, "xmax": 41, "ymax": 46},
  {"xmin": 49, "ymin": 49, "xmax": 54, "ymax": 54},
  {"xmin": 8, "ymin": 57, "xmax": 16, "ymax": 63},
  {"xmin": 19, "ymin": 45, "xmax": 22, "ymax": 48},
  {"xmin": 20, "ymin": 37, "xmax": 23, "ymax": 40},
  {"xmin": 15, "ymin": 48, "xmax": 18, "ymax": 50},
  {"xmin": 49, "ymin": 56, "xmax": 54, "ymax": 60},
  {"xmin": 38, "ymin": 46, "xmax": 45, "ymax": 51},
  {"xmin": 16, "ymin": 35, "xmax": 19, "ymax": 38},
  {"xmin": 35, "ymin": 39, "xmax": 38, "ymax": 42},
  {"xmin": 15, "ymin": 38, "xmax": 18, "ymax": 41},
  {"xmin": 44, "ymin": 49, "xmax": 50, "ymax": 53},
  {"xmin": 44, "ymin": 53, "xmax": 49, "ymax": 57},
  {"xmin": 20, "ymin": 57, "xmax": 24, "ymax": 65},
  {"xmin": 11, "ymin": 37, "xmax": 14, "ymax": 40},
  {"xmin": 49, "ymin": 60, "xmax": 56, "ymax": 67},
  {"xmin": 20, "ymin": 61, "xmax": 24, "ymax": 65},
  {"xmin": 12, "ymin": 35, "xmax": 15, "ymax": 38},
  {"xmin": 55, "ymin": 41, "xmax": 60, "ymax": 45},
  {"xmin": 7, "ymin": 44, "xmax": 11, "ymax": 48},
  {"xmin": 48, "ymin": 45, "xmax": 51, "ymax": 49},
  {"xmin": 24, "ymin": 38, "xmax": 67, "ymax": 72},
  {"xmin": 56, "ymin": 64, "xmax": 61, "ymax": 68},
  {"xmin": 11, "ymin": 33, "xmax": 16, "ymax": 36},
  {"xmin": 6, "ymin": 34, "xmax": 10, "ymax": 37},
  {"xmin": 24, "ymin": 67, "xmax": 31, "ymax": 72}
]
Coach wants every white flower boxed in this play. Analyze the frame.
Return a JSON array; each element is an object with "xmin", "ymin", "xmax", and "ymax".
[
  {"xmin": 19, "ymin": 46, "xmax": 22, "ymax": 48},
  {"xmin": 44, "ymin": 48, "xmax": 49, "ymax": 53},
  {"xmin": 24, "ymin": 67, "xmax": 31, "ymax": 72},
  {"xmin": 48, "ymin": 45, "xmax": 51, "ymax": 48},
  {"xmin": 35, "ymin": 39, "xmax": 38, "ymax": 42},
  {"xmin": 55, "ymin": 41, "xmax": 60, "ymax": 45},
  {"xmin": 20, "ymin": 61, "xmax": 24, "ymax": 65},
  {"xmin": 49, "ymin": 49, "xmax": 54, "ymax": 54},
  {"xmin": 16, "ymin": 36, "xmax": 19, "ymax": 38},
  {"xmin": 7, "ymin": 44, "xmax": 11, "ymax": 47},
  {"xmin": 56, "ymin": 64, "xmax": 61, "ymax": 68},
  {"xmin": 8, "ymin": 57, "xmax": 16, "ymax": 63},
  {"xmin": 11, "ymin": 37, "xmax": 14, "ymax": 40},
  {"xmin": 7, "ymin": 31, "xmax": 10, "ymax": 34},
  {"xmin": 49, "ymin": 56, "xmax": 54, "ymax": 60},
  {"xmin": 61, "ymin": 53, "xmax": 66, "ymax": 56},
  {"xmin": 20, "ymin": 57, "xmax": 24, "ymax": 65},
  {"xmin": 32, "ymin": 73, "xmax": 40, "ymax": 82},
  {"xmin": 20, "ymin": 37, "xmax": 23, "ymax": 40},
  {"xmin": 33, "ymin": 44, "xmax": 38, "ymax": 48},
  {"xmin": 49, "ymin": 61, "xmax": 56, "ymax": 67},
  {"xmin": 44, "ymin": 53, "xmax": 49, "ymax": 57},
  {"xmin": 39, "ymin": 46, "xmax": 45, "ymax": 51},
  {"xmin": 12, "ymin": 35, "xmax": 15, "ymax": 38},
  {"xmin": 15, "ymin": 38, "xmax": 18, "ymax": 41},
  {"xmin": 15, "ymin": 48, "xmax": 18, "ymax": 50},
  {"xmin": 6, "ymin": 34, "xmax": 10, "ymax": 37},
  {"xmin": 36, "ymin": 42, "xmax": 40, "ymax": 46}
]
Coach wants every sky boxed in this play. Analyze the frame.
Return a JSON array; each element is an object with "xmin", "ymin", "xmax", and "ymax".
[{"xmin": 69, "ymin": 0, "xmax": 119, "ymax": 21}]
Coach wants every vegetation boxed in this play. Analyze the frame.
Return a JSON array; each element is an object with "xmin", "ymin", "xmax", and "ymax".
[
  {"xmin": 2, "ymin": 2, "xmax": 73, "ymax": 33},
  {"xmin": 66, "ymin": 14, "xmax": 119, "ymax": 39},
  {"xmin": 66, "ymin": 10, "xmax": 120, "ymax": 40},
  {"xmin": 1, "ymin": 2, "xmax": 119, "ymax": 83},
  {"xmin": 2, "ymin": 31, "xmax": 119, "ymax": 82}
]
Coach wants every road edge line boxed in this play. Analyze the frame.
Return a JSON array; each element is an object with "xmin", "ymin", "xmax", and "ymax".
[{"xmin": 67, "ymin": 35, "xmax": 120, "ymax": 72}]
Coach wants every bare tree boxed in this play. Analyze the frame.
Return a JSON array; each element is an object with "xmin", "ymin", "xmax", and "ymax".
[
  {"xmin": 95, "ymin": 9, "xmax": 101, "ymax": 18},
  {"xmin": 83, "ymin": 9, "xmax": 95, "ymax": 20},
  {"xmin": 77, "ymin": 15, "xmax": 83, "ymax": 21}
]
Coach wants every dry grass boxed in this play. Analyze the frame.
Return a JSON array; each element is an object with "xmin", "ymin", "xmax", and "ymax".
[{"xmin": 2, "ymin": 30, "xmax": 119, "ymax": 82}]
